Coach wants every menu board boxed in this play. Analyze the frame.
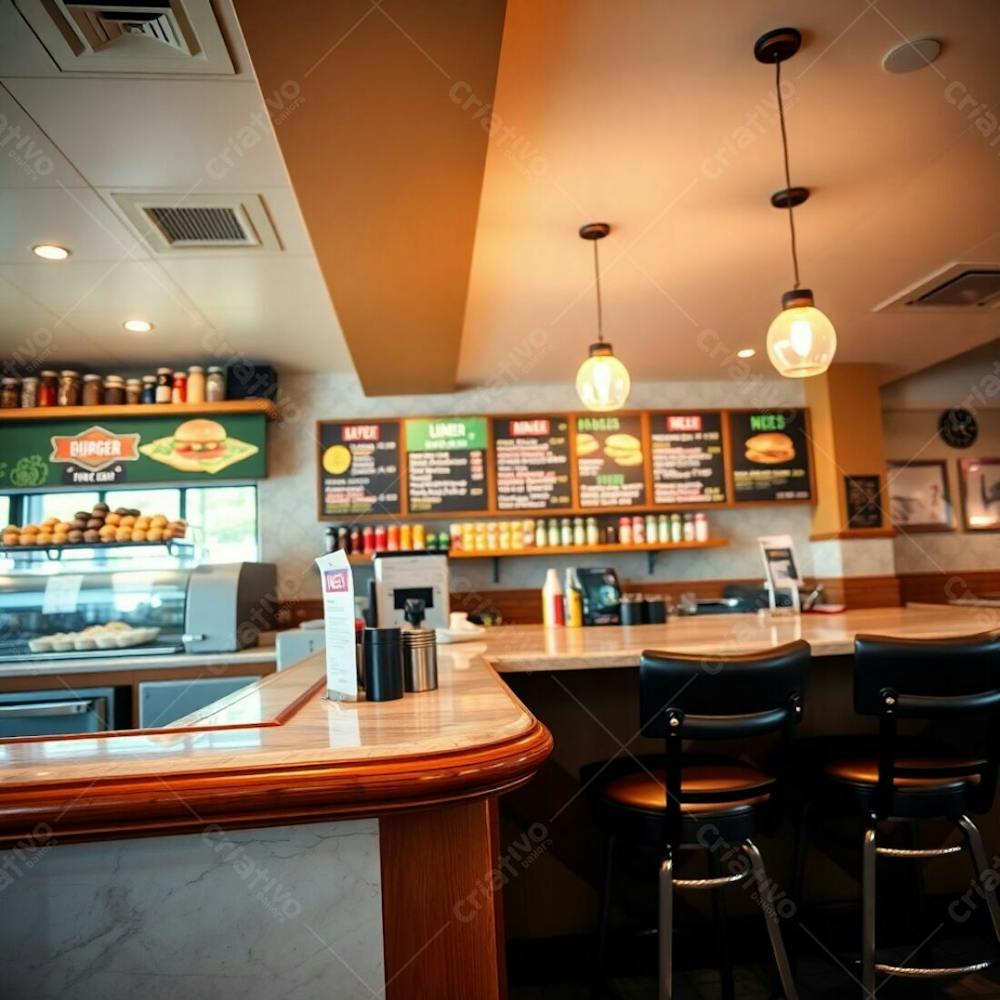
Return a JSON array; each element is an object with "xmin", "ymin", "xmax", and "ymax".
[
  {"xmin": 728, "ymin": 409, "xmax": 812, "ymax": 502},
  {"xmin": 492, "ymin": 416, "xmax": 571, "ymax": 511},
  {"xmin": 405, "ymin": 417, "xmax": 489, "ymax": 514},
  {"xmin": 649, "ymin": 411, "xmax": 726, "ymax": 506},
  {"xmin": 319, "ymin": 420, "xmax": 401, "ymax": 516},
  {"xmin": 574, "ymin": 414, "xmax": 647, "ymax": 509}
]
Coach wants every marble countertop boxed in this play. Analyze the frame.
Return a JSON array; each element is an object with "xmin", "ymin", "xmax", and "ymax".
[{"xmin": 1, "ymin": 603, "xmax": 993, "ymax": 843}]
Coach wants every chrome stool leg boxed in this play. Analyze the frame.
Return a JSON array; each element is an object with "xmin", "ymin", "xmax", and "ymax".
[
  {"xmin": 659, "ymin": 851, "xmax": 674, "ymax": 1000},
  {"xmin": 958, "ymin": 814, "xmax": 1000, "ymax": 945},
  {"xmin": 862, "ymin": 823, "xmax": 877, "ymax": 998},
  {"xmin": 596, "ymin": 833, "xmax": 615, "ymax": 975},
  {"xmin": 744, "ymin": 840, "xmax": 799, "ymax": 1000}
]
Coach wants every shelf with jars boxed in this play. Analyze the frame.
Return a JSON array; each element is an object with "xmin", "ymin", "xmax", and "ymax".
[
  {"xmin": 0, "ymin": 398, "xmax": 280, "ymax": 422},
  {"xmin": 329, "ymin": 512, "xmax": 727, "ymax": 581}
]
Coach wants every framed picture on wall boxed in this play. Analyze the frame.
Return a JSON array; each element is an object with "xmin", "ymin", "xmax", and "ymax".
[
  {"xmin": 959, "ymin": 458, "xmax": 1000, "ymax": 532},
  {"xmin": 886, "ymin": 460, "xmax": 955, "ymax": 531}
]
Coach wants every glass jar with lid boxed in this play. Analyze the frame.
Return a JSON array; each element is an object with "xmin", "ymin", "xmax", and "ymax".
[
  {"xmin": 81, "ymin": 373, "xmax": 103, "ymax": 406},
  {"xmin": 206, "ymin": 366, "xmax": 226, "ymax": 402},
  {"xmin": 38, "ymin": 371, "xmax": 58, "ymax": 407},
  {"xmin": 1, "ymin": 377, "xmax": 19, "ymax": 408},
  {"xmin": 19, "ymin": 376, "xmax": 38, "ymax": 408},
  {"xmin": 141, "ymin": 375, "xmax": 157, "ymax": 404},
  {"xmin": 125, "ymin": 378, "xmax": 142, "ymax": 404},
  {"xmin": 57, "ymin": 370, "xmax": 80, "ymax": 406},
  {"xmin": 103, "ymin": 375, "xmax": 125, "ymax": 405}
]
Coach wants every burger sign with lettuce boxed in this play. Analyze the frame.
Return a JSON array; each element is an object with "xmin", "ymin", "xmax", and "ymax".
[{"xmin": 140, "ymin": 418, "xmax": 259, "ymax": 474}]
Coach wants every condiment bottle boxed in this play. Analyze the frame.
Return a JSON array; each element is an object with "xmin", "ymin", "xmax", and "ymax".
[
  {"xmin": 564, "ymin": 568, "xmax": 584, "ymax": 627},
  {"xmin": 155, "ymin": 367, "xmax": 173, "ymax": 403},
  {"xmin": 386, "ymin": 523, "xmax": 400, "ymax": 551},
  {"xmin": 19, "ymin": 376, "xmax": 38, "ymax": 408},
  {"xmin": 187, "ymin": 365, "xmax": 206, "ymax": 404},
  {"xmin": 546, "ymin": 518, "xmax": 560, "ymax": 547},
  {"xmin": 125, "ymin": 378, "xmax": 142, "ymax": 405},
  {"xmin": 619, "ymin": 516, "xmax": 632, "ymax": 545},
  {"xmin": 670, "ymin": 513, "xmax": 682, "ymax": 543},
  {"xmin": 171, "ymin": 370, "xmax": 187, "ymax": 403},
  {"xmin": 399, "ymin": 523, "xmax": 412, "ymax": 550},
  {"xmin": 645, "ymin": 514, "xmax": 658, "ymax": 543},
  {"xmin": 412, "ymin": 524, "xmax": 426, "ymax": 550},
  {"xmin": 683, "ymin": 513, "xmax": 695, "ymax": 542},
  {"xmin": 695, "ymin": 513, "xmax": 709, "ymax": 542},
  {"xmin": 141, "ymin": 375, "xmax": 157, "ymax": 403},
  {"xmin": 206, "ymin": 366, "xmax": 226, "ymax": 401},
  {"xmin": 362, "ymin": 525, "xmax": 375, "ymax": 553},
  {"xmin": 81, "ymin": 373, "xmax": 103, "ymax": 406},
  {"xmin": 542, "ymin": 568, "xmax": 565, "ymax": 627},
  {"xmin": 535, "ymin": 519, "xmax": 547, "ymax": 548},
  {"xmin": 585, "ymin": 516, "xmax": 599, "ymax": 546},
  {"xmin": 0, "ymin": 378, "xmax": 19, "ymax": 409},
  {"xmin": 572, "ymin": 517, "xmax": 585, "ymax": 546},
  {"xmin": 57, "ymin": 370, "xmax": 80, "ymax": 406},
  {"xmin": 632, "ymin": 515, "xmax": 645, "ymax": 544},
  {"xmin": 38, "ymin": 371, "xmax": 58, "ymax": 407}
]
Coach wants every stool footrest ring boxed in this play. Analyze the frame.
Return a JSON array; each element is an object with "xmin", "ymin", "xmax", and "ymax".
[
  {"xmin": 876, "ymin": 845, "xmax": 963, "ymax": 858},
  {"xmin": 874, "ymin": 960, "xmax": 993, "ymax": 978},
  {"xmin": 674, "ymin": 870, "xmax": 750, "ymax": 890}
]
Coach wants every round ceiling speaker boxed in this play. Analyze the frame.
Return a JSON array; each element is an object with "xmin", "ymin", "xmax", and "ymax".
[{"xmin": 882, "ymin": 38, "xmax": 941, "ymax": 74}]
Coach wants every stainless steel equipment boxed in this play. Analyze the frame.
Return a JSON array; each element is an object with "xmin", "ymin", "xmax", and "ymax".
[
  {"xmin": 0, "ymin": 562, "xmax": 277, "ymax": 662},
  {"xmin": 402, "ymin": 628, "xmax": 438, "ymax": 692}
]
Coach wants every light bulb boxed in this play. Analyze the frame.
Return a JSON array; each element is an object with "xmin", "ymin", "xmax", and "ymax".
[
  {"xmin": 576, "ymin": 342, "xmax": 631, "ymax": 411},
  {"xmin": 766, "ymin": 289, "xmax": 837, "ymax": 378}
]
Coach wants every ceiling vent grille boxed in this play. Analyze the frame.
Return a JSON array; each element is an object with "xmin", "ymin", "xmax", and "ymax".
[
  {"xmin": 14, "ymin": 0, "xmax": 234, "ymax": 75},
  {"xmin": 111, "ymin": 193, "xmax": 282, "ymax": 253},
  {"xmin": 873, "ymin": 262, "xmax": 1000, "ymax": 313}
]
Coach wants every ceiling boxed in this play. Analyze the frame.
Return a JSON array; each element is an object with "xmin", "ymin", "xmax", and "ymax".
[
  {"xmin": 0, "ymin": 0, "xmax": 350, "ymax": 374},
  {"xmin": 1, "ymin": 1, "xmax": 998, "ymax": 389}
]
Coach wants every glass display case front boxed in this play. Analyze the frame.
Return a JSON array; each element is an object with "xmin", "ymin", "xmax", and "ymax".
[{"xmin": 0, "ymin": 566, "xmax": 189, "ymax": 662}]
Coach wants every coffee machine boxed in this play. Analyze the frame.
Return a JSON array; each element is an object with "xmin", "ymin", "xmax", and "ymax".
[{"xmin": 372, "ymin": 552, "xmax": 450, "ymax": 630}]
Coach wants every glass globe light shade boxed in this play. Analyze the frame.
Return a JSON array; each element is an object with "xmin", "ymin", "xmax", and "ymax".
[
  {"xmin": 766, "ymin": 289, "xmax": 837, "ymax": 378},
  {"xmin": 575, "ymin": 342, "xmax": 631, "ymax": 411}
]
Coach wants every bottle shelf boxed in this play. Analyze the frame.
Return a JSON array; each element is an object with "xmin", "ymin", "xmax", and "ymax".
[
  {"xmin": 0, "ymin": 398, "xmax": 280, "ymax": 422},
  {"xmin": 347, "ymin": 538, "xmax": 727, "ymax": 581}
]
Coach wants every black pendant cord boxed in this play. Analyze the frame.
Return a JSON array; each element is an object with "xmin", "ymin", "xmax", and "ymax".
[
  {"xmin": 775, "ymin": 60, "xmax": 801, "ymax": 290},
  {"xmin": 592, "ymin": 237, "xmax": 605, "ymax": 342}
]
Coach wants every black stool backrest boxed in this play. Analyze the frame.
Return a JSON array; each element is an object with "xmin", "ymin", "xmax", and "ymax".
[
  {"xmin": 854, "ymin": 630, "xmax": 1000, "ymax": 816},
  {"xmin": 639, "ymin": 639, "xmax": 810, "ymax": 740},
  {"xmin": 639, "ymin": 640, "xmax": 809, "ymax": 846}
]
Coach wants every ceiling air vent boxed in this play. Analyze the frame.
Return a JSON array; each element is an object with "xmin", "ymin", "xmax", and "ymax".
[
  {"xmin": 874, "ymin": 262, "xmax": 1000, "ymax": 313},
  {"xmin": 14, "ymin": 0, "xmax": 234, "ymax": 75},
  {"xmin": 111, "ymin": 193, "xmax": 283, "ymax": 253}
]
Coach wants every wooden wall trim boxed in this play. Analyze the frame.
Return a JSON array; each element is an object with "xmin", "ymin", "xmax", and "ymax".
[
  {"xmin": 0, "ymin": 721, "xmax": 552, "ymax": 849},
  {"xmin": 897, "ymin": 570, "xmax": 1000, "ymax": 606},
  {"xmin": 380, "ymin": 800, "xmax": 505, "ymax": 999}
]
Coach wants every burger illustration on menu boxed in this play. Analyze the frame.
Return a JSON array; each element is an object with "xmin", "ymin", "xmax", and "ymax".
[
  {"xmin": 743, "ymin": 431, "xmax": 796, "ymax": 465},
  {"xmin": 140, "ymin": 419, "xmax": 259, "ymax": 474}
]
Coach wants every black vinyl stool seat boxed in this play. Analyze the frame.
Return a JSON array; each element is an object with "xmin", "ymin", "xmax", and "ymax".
[
  {"xmin": 792, "ymin": 630, "xmax": 1000, "ymax": 996},
  {"xmin": 585, "ymin": 640, "xmax": 809, "ymax": 1000}
]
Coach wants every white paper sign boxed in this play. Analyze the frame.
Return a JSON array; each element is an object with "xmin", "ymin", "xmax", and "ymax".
[
  {"xmin": 42, "ymin": 574, "xmax": 83, "ymax": 615},
  {"xmin": 758, "ymin": 534, "xmax": 803, "ymax": 589},
  {"xmin": 314, "ymin": 550, "xmax": 357, "ymax": 702}
]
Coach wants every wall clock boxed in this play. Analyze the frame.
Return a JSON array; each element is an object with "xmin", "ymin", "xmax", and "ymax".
[{"xmin": 938, "ymin": 408, "xmax": 978, "ymax": 449}]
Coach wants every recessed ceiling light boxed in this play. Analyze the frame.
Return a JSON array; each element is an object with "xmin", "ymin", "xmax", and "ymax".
[
  {"xmin": 737, "ymin": 348, "xmax": 756, "ymax": 359},
  {"xmin": 32, "ymin": 243, "xmax": 70, "ymax": 261},
  {"xmin": 882, "ymin": 38, "xmax": 941, "ymax": 74},
  {"xmin": 123, "ymin": 319, "xmax": 153, "ymax": 333}
]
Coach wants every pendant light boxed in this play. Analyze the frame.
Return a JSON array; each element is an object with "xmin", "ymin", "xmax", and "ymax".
[
  {"xmin": 575, "ymin": 222, "xmax": 631, "ymax": 411},
  {"xmin": 755, "ymin": 28, "xmax": 837, "ymax": 379}
]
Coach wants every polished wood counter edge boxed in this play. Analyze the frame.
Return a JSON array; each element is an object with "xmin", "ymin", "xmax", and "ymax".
[
  {"xmin": 479, "ymin": 604, "xmax": 1000, "ymax": 673},
  {"xmin": 0, "ymin": 646, "xmax": 552, "ymax": 845}
]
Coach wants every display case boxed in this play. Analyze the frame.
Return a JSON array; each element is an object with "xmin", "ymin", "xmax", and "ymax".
[{"xmin": 0, "ymin": 560, "xmax": 277, "ymax": 663}]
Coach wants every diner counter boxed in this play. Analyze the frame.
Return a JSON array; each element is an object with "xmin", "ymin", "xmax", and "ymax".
[{"xmin": 1, "ymin": 603, "xmax": 995, "ymax": 846}]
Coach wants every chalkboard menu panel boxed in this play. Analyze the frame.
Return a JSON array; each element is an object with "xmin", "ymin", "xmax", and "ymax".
[
  {"xmin": 728, "ymin": 409, "xmax": 812, "ymax": 502},
  {"xmin": 649, "ymin": 411, "xmax": 727, "ymax": 505},
  {"xmin": 574, "ymin": 414, "xmax": 647, "ymax": 509},
  {"xmin": 319, "ymin": 420, "xmax": 401, "ymax": 516},
  {"xmin": 405, "ymin": 417, "xmax": 489, "ymax": 514},
  {"xmin": 492, "ymin": 416, "xmax": 572, "ymax": 511}
]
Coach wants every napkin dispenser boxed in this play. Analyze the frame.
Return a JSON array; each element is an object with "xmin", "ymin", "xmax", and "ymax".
[{"xmin": 373, "ymin": 552, "xmax": 450, "ymax": 630}]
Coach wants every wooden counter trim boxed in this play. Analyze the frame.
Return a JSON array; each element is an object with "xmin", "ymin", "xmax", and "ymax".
[{"xmin": 0, "ymin": 720, "xmax": 552, "ymax": 847}]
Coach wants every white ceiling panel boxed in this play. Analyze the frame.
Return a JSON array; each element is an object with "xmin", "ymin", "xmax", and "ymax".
[
  {"xmin": 0, "ymin": 259, "xmax": 199, "ymax": 317},
  {"xmin": 2, "ymin": 78, "xmax": 292, "ymax": 190},
  {"xmin": 159, "ymin": 255, "xmax": 334, "ymax": 312},
  {"xmin": 0, "ymin": 4, "xmax": 59, "ymax": 77},
  {"xmin": 0, "ymin": 85, "xmax": 87, "ymax": 189},
  {"xmin": 203, "ymin": 309, "xmax": 353, "ymax": 372},
  {"xmin": 0, "ymin": 187, "xmax": 149, "ymax": 264}
]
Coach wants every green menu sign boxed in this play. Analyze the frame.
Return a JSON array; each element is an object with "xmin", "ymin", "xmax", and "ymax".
[
  {"xmin": 0, "ymin": 413, "xmax": 267, "ymax": 488},
  {"xmin": 405, "ymin": 416, "xmax": 489, "ymax": 514}
]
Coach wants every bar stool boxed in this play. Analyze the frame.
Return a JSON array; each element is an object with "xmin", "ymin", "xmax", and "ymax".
[
  {"xmin": 791, "ymin": 630, "xmax": 1000, "ymax": 996},
  {"xmin": 585, "ymin": 640, "xmax": 809, "ymax": 1000}
]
